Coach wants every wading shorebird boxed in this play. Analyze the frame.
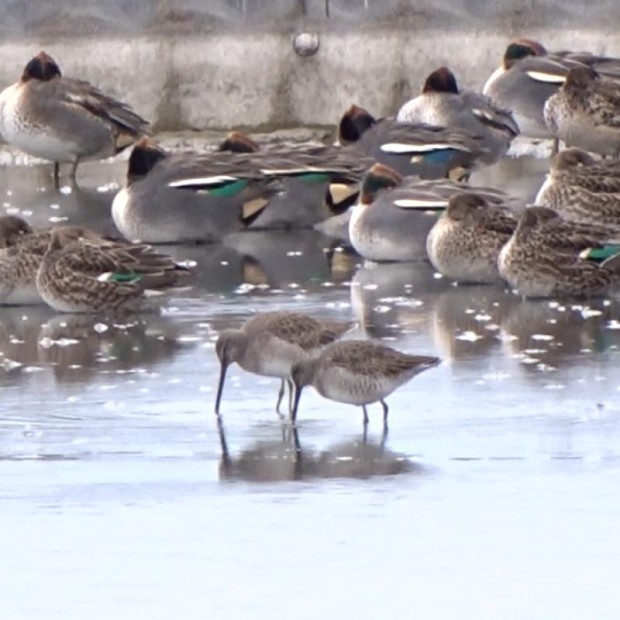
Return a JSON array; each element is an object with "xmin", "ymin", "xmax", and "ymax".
[
  {"xmin": 0, "ymin": 51, "xmax": 150, "ymax": 183},
  {"xmin": 290, "ymin": 339, "xmax": 440, "ymax": 430},
  {"xmin": 214, "ymin": 311, "xmax": 351, "ymax": 416}
]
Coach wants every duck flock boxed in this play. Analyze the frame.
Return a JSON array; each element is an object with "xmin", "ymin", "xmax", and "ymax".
[{"xmin": 0, "ymin": 40, "xmax": 619, "ymax": 425}]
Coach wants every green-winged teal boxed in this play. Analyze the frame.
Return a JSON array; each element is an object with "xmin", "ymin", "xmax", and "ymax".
[
  {"xmin": 535, "ymin": 148, "xmax": 620, "ymax": 226},
  {"xmin": 337, "ymin": 104, "xmax": 488, "ymax": 179},
  {"xmin": 349, "ymin": 163, "xmax": 513, "ymax": 262},
  {"xmin": 544, "ymin": 66, "xmax": 620, "ymax": 157},
  {"xmin": 396, "ymin": 66, "xmax": 519, "ymax": 164},
  {"xmin": 35, "ymin": 228, "xmax": 190, "ymax": 313},
  {"xmin": 0, "ymin": 51, "xmax": 149, "ymax": 182},
  {"xmin": 426, "ymin": 192, "xmax": 518, "ymax": 284},
  {"xmin": 498, "ymin": 206, "xmax": 620, "ymax": 298}
]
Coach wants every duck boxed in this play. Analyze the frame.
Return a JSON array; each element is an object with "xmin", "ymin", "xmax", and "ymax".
[
  {"xmin": 111, "ymin": 139, "xmax": 276, "ymax": 243},
  {"xmin": 535, "ymin": 148, "xmax": 620, "ymax": 225},
  {"xmin": 426, "ymin": 192, "xmax": 518, "ymax": 284},
  {"xmin": 483, "ymin": 41, "xmax": 620, "ymax": 141},
  {"xmin": 482, "ymin": 39, "xmax": 570, "ymax": 139},
  {"xmin": 36, "ymin": 227, "xmax": 191, "ymax": 313},
  {"xmin": 497, "ymin": 206, "xmax": 620, "ymax": 298},
  {"xmin": 544, "ymin": 66, "xmax": 620, "ymax": 157},
  {"xmin": 112, "ymin": 136, "xmax": 368, "ymax": 243},
  {"xmin": 348, "ymin": 162, "xmax": 514, "ymax": 262},
  {"xmin": 0, "ymin": 51, "xmax": 150, "ymax": 182},
  {"xmin": 0, "ymin": 216, "xmax": 108, "ymax": 305},
  {"xmin": 226, "ymin": 134, "xmax": 371, "ymax": 231},
  {"xmin": 0, "ymin": 215, "xmax": 191, "ymax": 306},
  {"xmin": 396, "ymin": 67, "xmax": 519, "ymax": 164},
  {"xmin": 337, "ymin": 104, "xmax": 488, "ymax": 179}
]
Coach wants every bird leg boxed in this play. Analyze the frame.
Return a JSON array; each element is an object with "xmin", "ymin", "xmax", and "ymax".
[
  {"xmin": 362, "ymin": 405, "xmax": 369, "ymax": 427},
  {"xmin": 286, "ymin": 377, "xmax": 295, "ymax": 415},
  {"xmin": 380, "ymin": 399, "xmax": 389, "ymax": 430},
  {"xmin": 69, "ymin": 157, "xmax": 80, "ymax": 181},
  {"xmin": 275, "ymin": 378, "xmax": 286, "ymax": 416},
  {"xmin": 53, "ymin": 162, "xmax": 60, "ymax": 188}
]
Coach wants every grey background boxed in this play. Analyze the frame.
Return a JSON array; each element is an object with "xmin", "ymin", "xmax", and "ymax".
[{"xmin": 0, "ymin": 0, "xmax": 617, "ymax": 130}]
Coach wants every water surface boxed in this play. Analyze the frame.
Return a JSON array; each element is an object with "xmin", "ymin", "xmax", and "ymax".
[{"xmin": 0, "ymin": 156, "xmax": 618, "ymax": 619}]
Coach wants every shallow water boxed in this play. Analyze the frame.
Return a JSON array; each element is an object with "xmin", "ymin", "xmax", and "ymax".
[{"xmin": 1, "ymin": 156, "xmax": 619, "ymax": 619}]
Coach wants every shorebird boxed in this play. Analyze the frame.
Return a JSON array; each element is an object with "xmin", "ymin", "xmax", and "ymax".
[
  {"xmin": 290, "ymin": 339, "xmax": 440, "ymax": 429},
  {"xmin": 214, "ymin": 311, "xmax": 350, "ymax": 415},
  {"xmin": 0, "ymin": 51, "xmax": 149, "ymax": 182}
]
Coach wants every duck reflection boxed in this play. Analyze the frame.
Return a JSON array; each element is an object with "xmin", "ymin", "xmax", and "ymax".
[
  {"xmin": 0, "ymin": 306, "xmax": 54, "ymax": 385},
  {"xmin": 37, "ymin": 314, "xmax": 191, "ymax": 383},
  {"xmin": 0, "ymin": 165, "xmax": 121, "ymax": 237},
  {"xmin": 351, "ymin": 261, "xmax": 451, "ymax": 338},
  {"xmin": 217, "ymin": 418, "xmax": 416, "ymax": 483},
  {"xmin": 224, "ymin": 229, "xmax": 351, "ymax": 292},
  {"xmin": 471, "ymin": 153, "xmax": 549, "ymax": 203},
  {"xmin": 500, "ymin": 298, "xmax": 620, "ymax": 373},
  {"xmin": 430, "ymin": 284, "xmax": 519, "ymax": 360},
  {"xmin": 0, "ymin": 308, "xmax": 195, "ymax": 387}
]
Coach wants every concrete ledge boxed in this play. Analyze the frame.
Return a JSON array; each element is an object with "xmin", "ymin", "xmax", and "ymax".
[{"xmin": 0, "ymin": 1, "xmax": 618, "ymax": 130}]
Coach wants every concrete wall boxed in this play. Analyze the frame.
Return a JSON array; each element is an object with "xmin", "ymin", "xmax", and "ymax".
[{"xmin": 0, "ymin": 0, "xmax": 619, "ymax": 131}]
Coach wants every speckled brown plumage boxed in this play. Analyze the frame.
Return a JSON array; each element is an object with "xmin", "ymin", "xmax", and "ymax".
[
  {"xmin": 214, "ymin": 311, "xmax": 351, "ymax": 415},
  {"xmin": 34, "ymin": 227, "xmax": 190, "ymax": 312},
  {"xmin": 498, "ymin": 207, "xmax": 620, "ymax": 298},
  {"xmin": 544, "ymin": 67, "xmax": 620, "ymax": 156},
  {"xmin": 426, "ymin": 193, "xmax": 518, "ymax": 283},
  {"xmin": 290, "ymin": 339, "xmax": 440, "ymax": 428}
]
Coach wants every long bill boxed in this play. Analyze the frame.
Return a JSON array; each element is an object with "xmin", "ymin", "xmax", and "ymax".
[
  {"xmin": 290, "ymin": 384, "xmax": 304, "ymax": 424},
  {"xmin": 214, "ymin": 361, "xmax": 229, "ymax": 415}
]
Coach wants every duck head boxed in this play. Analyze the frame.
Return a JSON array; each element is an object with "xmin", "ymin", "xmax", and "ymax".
[
  {"xmin": 446, "ymin": 193, "xmax": 488, "ymax": 222},
  {"xmin": 218, "ymin": 131, "xmax": 260, "ymax": 153},
  {"xmin": 564, "ymin": 66, "xmax": 599, "ymax": 89},
  {"xmin": 126, "ymin": 138, "xmax": 167, "ymax": 183},
  {"xmin": 338, "ymin": 104, "xmax": 377, "ymax": 145},
  {"xmin": 360, "ymin": 163, "xmax": 402, "ymax": 205},
  {"xmin": 552, "ymin": 147, "xmax": 597, "ymax": 171},
  {"xmin": 503, "ymin": 39, "xmax": 548, "ymax": 68},
  {"xmin": 0, "ymin": 215, "xmax": 33, "ymax": 248},
  {"xmin": 21, "ymin": 51, "xmax": 62, "ymax": 82},
  {"xmin": 423, "ymin": 67, "xmax": 459, "ymax": 94}
]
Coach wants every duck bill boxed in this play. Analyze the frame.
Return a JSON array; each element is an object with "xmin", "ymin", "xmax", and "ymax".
[
  {"xmin": 290, "ymin": 384, "xmax": 304, "ymax": 424},
  {"xmin": 214, "ymin": 362, "xmax": 229, "ymax": 415}
]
